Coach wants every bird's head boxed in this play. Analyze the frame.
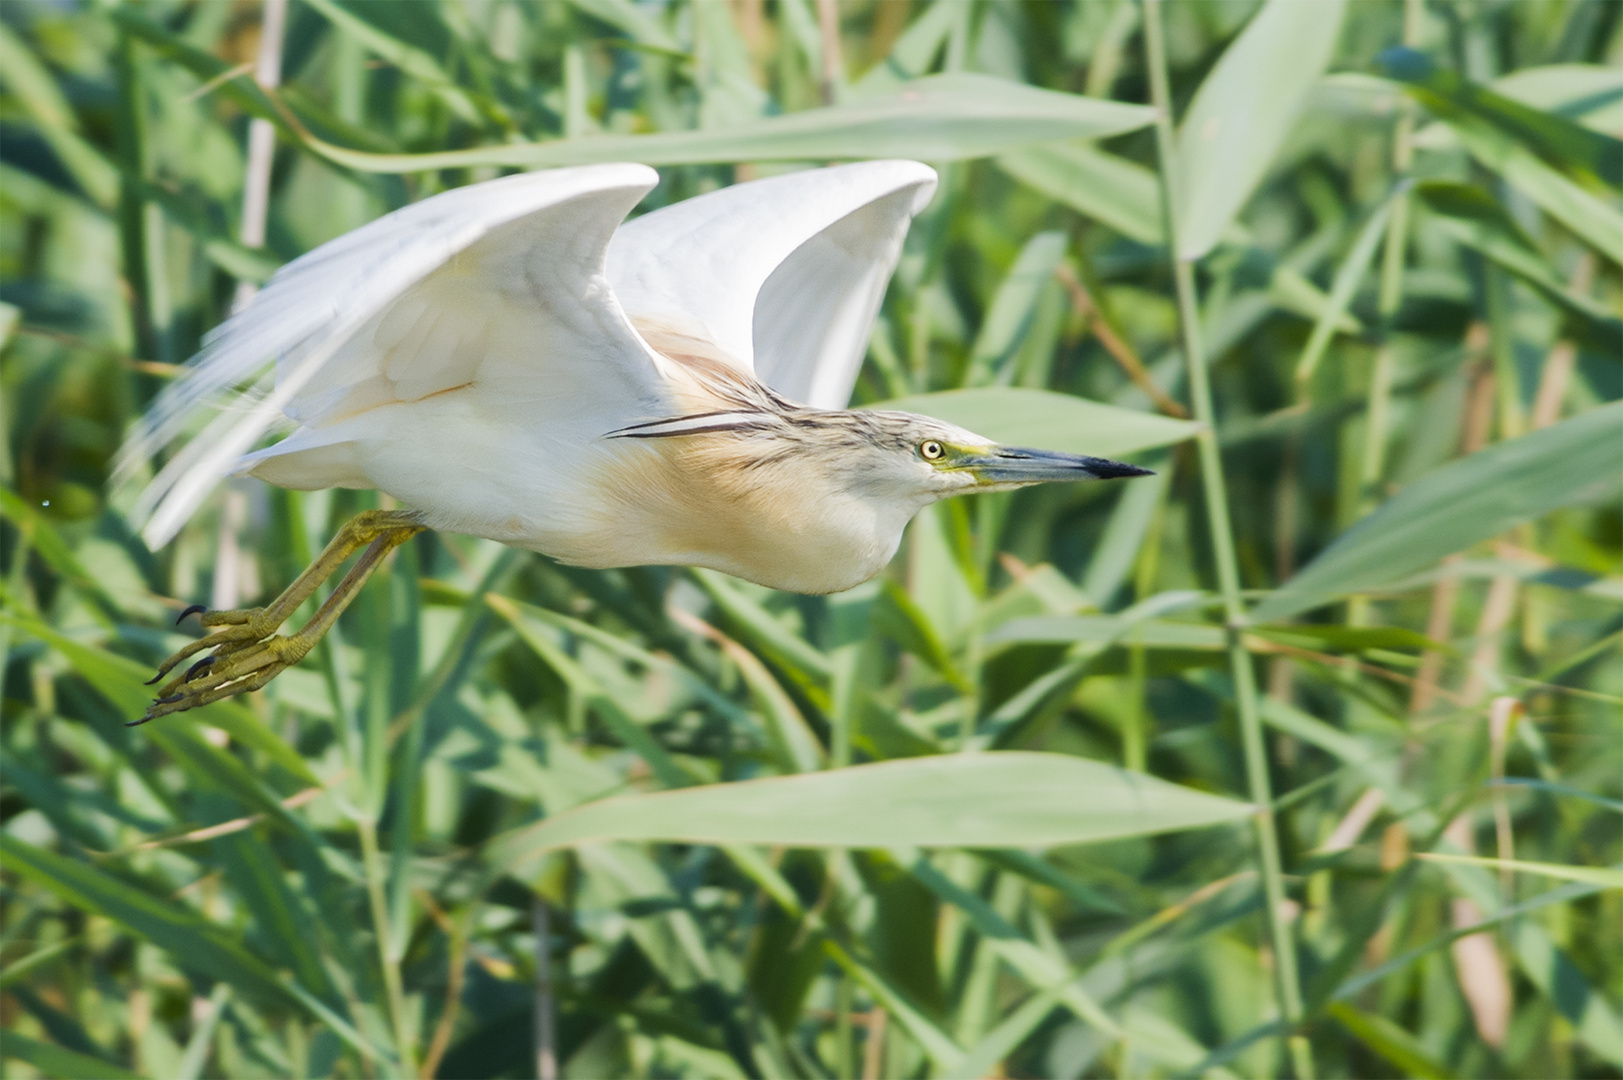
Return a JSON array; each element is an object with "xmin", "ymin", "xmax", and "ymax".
[
  {"xmin": 788, "ymin": 408, "xmax": 1154, "ymax": 509},
  {"xmin": 600, "ymin": 401, "xmax": 1154, "ymax": 593}
]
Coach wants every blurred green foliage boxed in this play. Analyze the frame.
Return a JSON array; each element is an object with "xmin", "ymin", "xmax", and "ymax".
[{"xmin": 2, "ymin": 1, "xmax": 1621, "ymax": 1078}]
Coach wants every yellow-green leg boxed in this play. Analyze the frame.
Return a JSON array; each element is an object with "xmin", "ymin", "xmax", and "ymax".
[{"xmin": 136, "ymin": 509, "xmax": 425, "ymax": 725}]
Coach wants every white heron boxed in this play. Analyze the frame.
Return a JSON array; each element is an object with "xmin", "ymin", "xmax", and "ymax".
[{"xmin": 126, "ymin": 160, "xmax": 1149, "ymax": 722}]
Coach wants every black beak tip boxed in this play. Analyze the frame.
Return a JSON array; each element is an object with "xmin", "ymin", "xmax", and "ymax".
[{"xmin": 1089, "ymin": 459, "xmax": 1155, "ymax": 480}]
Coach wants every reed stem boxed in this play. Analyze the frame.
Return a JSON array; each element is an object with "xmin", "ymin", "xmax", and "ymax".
[
  {"xmin": 359, "ymin": 813, "xmax": 418, "ymax": 1076},
  {"xmin": 1141, "ymin": 4, "xmax": 1311, "ymax": 1075}
]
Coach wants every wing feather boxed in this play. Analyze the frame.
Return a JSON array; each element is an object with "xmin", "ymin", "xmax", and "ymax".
[
  {"xmin": 605, "ymin": 160, "xmax": 936, "ymax": 408},
  {"xmin": 124, "ymin": 163, "xmax": 663, "ymax": 546}
]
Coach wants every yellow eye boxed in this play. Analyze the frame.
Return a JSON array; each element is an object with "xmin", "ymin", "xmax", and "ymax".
[{"xmin": 920, "ymin": 440, "xmax": 945, "ymax": 461}]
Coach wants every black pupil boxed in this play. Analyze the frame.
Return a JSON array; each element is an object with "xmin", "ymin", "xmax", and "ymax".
[{"xmin": 924, "ymin": 442, "xmax": 940, "ymax": 458}]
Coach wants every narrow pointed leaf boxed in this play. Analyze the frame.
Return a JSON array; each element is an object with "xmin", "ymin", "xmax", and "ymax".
[
  {"xmin": 1, "ymin": 834, "xmax": 299, "ymax": 1008},
  {"xmin": 491, "ymin": 752, "xmax": 1253, "ymax": 867},
  {"xmin": 871, "ymin": 388, "xmax": 1197, "ymax": 458},
  {"xmin": 1418, "ymin": 853, "xmax": 1623, "ymax": 890},
  {"xmin": 988, "ymin": 614, "xmax": 1224, "ymax": 650},
  {"xmin": 1449, "ymin": 118, "xmax": 1623, "ymax": 265},
  {"xmin": 1333, "ymin": 881, "xmax": 1603, "ymax": 1000},
  {"xmin": 997, "ymin": 142, "xmax": 1164, "ymax": 244},
  {"xmin": 1491, "ymin": 64, "xmax": 1623, "ymax": 134},
  {"xmin": 1328, "ymin": 1003, "xmax": 1454, "ymax": 1080},
  {"xmin": 1253, "ymin": 402, "xmax": 1623, "ymax": 622},
  {"xmin": 1414, "ymin": 181, "xmax": 1622, "ymax": 342},
  {"xmin": 966, "ymin": 231, "xmax": 1070, "ymax": 386},
  {"xmin": 0, "ymin": 1032, "xmax": 143, "ymax": 1080},
  {"xmin": 129, "ymin": 52, "xmax": 1153, "ymax": 173},
  {"xmin": 1509, "ymin": 918, "xmax": 1623, "ymax": 1067},
  {"xmin": 1377, "ymin": 47, "xmax": 1621, "ymax": 186},
  {"xmin": 905, "ymin": 849, "xmax": 1121, "ymax": 1038},
  {"xmin": 1176, "ymin": 0, "xmax": 1349, "ymax": 259},
  {"xmin": 5, "ymin": 613, "xmax": 318, "ymax": 785},
  {"xmin": 825, "ymin": 939, "xmax": 967, "ymax": 1071},
  {"xmin": 1295, "ymin": 193, "xmax": 1397, "ymax": 384}
]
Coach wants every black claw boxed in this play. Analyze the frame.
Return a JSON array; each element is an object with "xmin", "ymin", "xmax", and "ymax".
[
  {"xmin": 144, "ymin": 671, "xmax": 164, "ymax": 686},
  {"xmin": 182, "ymin": 657, "xmax": 217, "ymax": 682},
  {"xmin": 156, "ymin": 692, "xmax": 185, "ymax": 705},
  {"xmin": 177, "ymin": 603, "xmax": 208, "ymax": 625},
  {"xmin": 127, "ymin": 715, "xmax": 155, "ymax": 727}
]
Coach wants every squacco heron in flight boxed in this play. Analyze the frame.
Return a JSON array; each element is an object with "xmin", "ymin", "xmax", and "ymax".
[{"xmin": 126, "ymin": 161, "xmax": 1150, "ymax": 724}]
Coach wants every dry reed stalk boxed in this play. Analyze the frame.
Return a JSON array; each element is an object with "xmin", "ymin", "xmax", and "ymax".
[
  {"xmin": 1318, "ymin": 788, "xmax": 1386, "ymax": 853},
  {"xmin": 232, "ymin": 0, "xmax": 287, "ymax": 313},
  {"xmin": 1488, "ymin": 697, "xmax": 1522, "ymax": 896},
  {"xmin": 861, "ymin": 1007, "xmax": 889, "ymax": 1080},
  {"xmin": 534, "ymin": 895, "xmax": 558, "ymax": 1080},
  {"xmin": 1056, "ymin": 264, "xmax": 1188, "ymax": 418},
  {"xmin": 814, "ymin": 0, "xmax": 843, "ymax": 105},
  {"xmin": 1461, "ymin": 255, "xmax": 1594, "ymax": 702},
  {"xmin": 1443, "ymin": 817, "xmax": 1511, "ymax": 1048},
  {"xmin": 417, "ymin": 892, "xmax": 469, "ymax": 1080}
]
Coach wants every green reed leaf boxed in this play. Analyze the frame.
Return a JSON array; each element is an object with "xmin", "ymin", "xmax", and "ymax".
[
  {"xmin": 292, "ymin": 73, "xmax": 1153, "ymax": 173},
  {"xmin": 492, "ymin": 752, "xmax": 1253, "ymax": 860},
  {"xmin": 1418, "ymin": 853, "xmax": 1623, "ymax": 890},
  {"xmin": 1328, "ymin": 1003, "xmax": 1454, "ymax": 1080},
  {"xmin": 1175, "ymin": 0, "xmax": 1349, "ymax": 259},
  {"xmin": 1377, "ymin": 47, "xmax": 1621, "ymax": 186},
  {"xmin": 1, "ymin": 834, "xmax": 301, "ymax": 1007},
  {"xmin": 996, "ymin": 142, "xmax": 1164, "ymax": 245},
  {"xmin": 872, "ymin": 387, "xmax": 1196, "ymax": 459},
  {"xmin": 1414, "ymin": 181, "xmax": 1621, "ymax": 344},
  {"xmin": 0, "ymin": 1032, "xmax": 143, "ymax": 1080},
  {"xmin": 1254, "ymin": 401, "xmax": 1623, "ymax": 622}
]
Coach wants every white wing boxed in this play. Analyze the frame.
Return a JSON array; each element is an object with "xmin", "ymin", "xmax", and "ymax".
[
  {"xmin": 605, "ymin": 160, "xmax": 937, "ymax": 408},
  {"xmin": 125, "ymin": 163, "xmax": 665, "ymax": 547}
]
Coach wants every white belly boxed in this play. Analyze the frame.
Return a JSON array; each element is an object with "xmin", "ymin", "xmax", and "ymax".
[{"xmin": 316, "ymin": 396, "xmax": 919, "ymax": 594}]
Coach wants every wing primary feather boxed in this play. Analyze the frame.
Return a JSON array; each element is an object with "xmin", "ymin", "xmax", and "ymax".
[{"xmin": 605, "ymin": 160, "xmax": 936, "ymax": 409}]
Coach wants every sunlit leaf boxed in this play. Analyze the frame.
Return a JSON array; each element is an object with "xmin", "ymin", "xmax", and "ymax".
[
  {"xmin": 1254, "ymin": 402, "xmax": 1623, "ymax": 622},
  {"xmin": 4, "ymin": 612, "xmax": 317, "ymax": 785},
  {"xmin": 904, "ymin": 848, "xmax": 1121, "ymax": 1039},
  {"xmin": 1175, "ymin": 0, "xmax": 1349, "ymax": 259},
  {"xmin": 188, "ymin": 66, "xmax": 1155, "ymax": 173},
  {"xmin": 1448, "ymin": 119, "xmax": 1623, "ymax": 266},
  {"xmin": 1294, "ymin": 191, "xmax": 1398, "ymax": 385},
  {"xmin": 1492, "ymin": 64, "xmax": 1623, "ymax": 135},
  {"xmin": 871, "ymin": 388, "xmax": 1197, "ymax": 459},
  {"xmin": 997, "ymin": 142, "xmax": 1164, "ymax": 245},
  {"xmin": 1509, "ymin": 918, "xmax": 1623, "ymax": 1067},
  {"xmin": 1418, "ymin": 852, "xmax": 1623, "ymax": 890},
  {"xmin": 987, "ymin": 614, "xmax": 1223, "ymax": 650},
  {"xmin": 492, "ymin": 752, "xmax": 1254, "ymax": 865},
  {"xmin": 966, "ymin": 231, "xmax": 1070, "ymax": 387}
]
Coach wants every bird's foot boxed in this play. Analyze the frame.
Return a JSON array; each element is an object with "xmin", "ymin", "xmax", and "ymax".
[
  {"xmin": 143, "ymin": 603, "xmax": 281, "ymax": 686},
  {"xmin": 133, "ymin": 511, "xmax": 425, "ymax": 726},
  {"xmin": 137, "ymin": 629, "xmax": 314, "ymax": 725}
]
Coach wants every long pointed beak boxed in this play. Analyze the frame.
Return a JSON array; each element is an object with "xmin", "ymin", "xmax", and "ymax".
[{"xmin": 957, "ymin": 447, "xmax": 1154, "ymax": 486}]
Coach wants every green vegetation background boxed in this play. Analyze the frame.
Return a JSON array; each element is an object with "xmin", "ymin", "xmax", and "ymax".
[{"xmin": 2, "ymin": 1, "xmax": 1620, "ymax": 1077}]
